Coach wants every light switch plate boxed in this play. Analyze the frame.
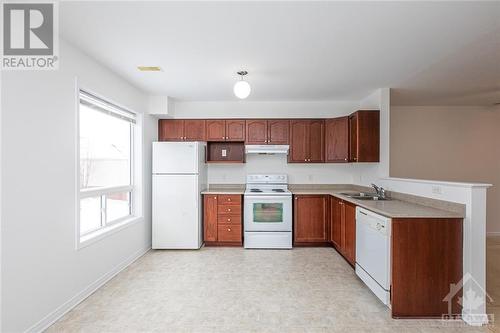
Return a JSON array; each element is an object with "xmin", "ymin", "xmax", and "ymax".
[{"xmin": 221, "ymin": 149, "xmax": 227, "ymax": 157}]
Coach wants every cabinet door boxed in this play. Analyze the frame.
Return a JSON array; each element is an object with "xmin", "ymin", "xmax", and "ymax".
[
  {"xmin": 289, "ymin": 120, "xmax": 309, "ymax": 163},
  {"xmin": 226, "ymin": 120, "xmax": 245, "ymax": 141},
  {"xmin": 245, "ymin": 120, "xmax": 268, "ymax": 144},
  {"xmin": 294, "ymin": 195, "xmax": 328, "ymax": 243},
  {"xmin": 325, "ymin": 117, "xmax": 349, "ymax": 162},
  {"xmin": 268, "ymin": 120, "xmax": 289, "ymax": 145},
  {"xmin": 158, "ymin": 120, "xmax": 184, "ymax": 141},
  {"xmin": 356, "ymin": 111, "xmax": 380, "ymax": 162},
  {"xmin": 349, "ymin": 114, "xmax": 358, "ymax": 162},
  {"xmin": 206, "ymin": 120, "xmax": 226, "ymax": 141},
  {"xmin": 203, "ymin": 195, "xmax": 218, "ymax": 242},
  {"xmin": 184, "ymin": 120, "xmax": 206, "ymax": 141},
  {"xmin": 343, "ymin": 201, "xmax": 356, "ymax": 266},
  {"xmin": 309, "ymin": 120, "xmax": 325, "ymax": 162},
  {"xmin": 330, "ymin": 196, "xmax": 342, "ymax": 249}
]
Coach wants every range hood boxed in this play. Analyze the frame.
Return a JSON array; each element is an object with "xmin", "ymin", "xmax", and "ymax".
[{"xmin": 245, "ymin": 145, "xmax": 289, "ymax": 155}]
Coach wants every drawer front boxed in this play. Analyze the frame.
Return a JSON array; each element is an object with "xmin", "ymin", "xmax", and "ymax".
[
  {"xmin": 218, "ymin": 195, "xmax": 241, "ymax": 205},
  {"xmin": 218, "ymin": 205, "xmax": 241, "ymax": 215},
  {"xmin": 218, "ymin": 215, "xmax": 241, "ymax": 225},
  {"xmin": 217, "ymin": 225, "xmax": 242, "ymax": 242}
]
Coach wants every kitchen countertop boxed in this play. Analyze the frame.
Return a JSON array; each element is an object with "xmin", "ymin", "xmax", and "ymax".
[
  {"xmin": 292, "ymin": 189, "xmax": 463, "ymax": 219},
  {"xmin": 201, "ymin": 184, "xmax": 465, "ymax": 219}
]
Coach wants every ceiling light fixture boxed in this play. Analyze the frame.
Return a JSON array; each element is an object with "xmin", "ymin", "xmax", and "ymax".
[
  {"xmin": 137, "ymin": 66, "xmax": 162, "ymax": 72},
  {"xmin": 233, "ymin": 71, "xmax": 251, "ymax": 99}
]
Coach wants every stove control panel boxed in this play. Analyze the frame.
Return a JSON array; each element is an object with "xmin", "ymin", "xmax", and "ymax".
[{"xmin": 246, "ymin": 174, "xmax": 288, "ymax": 184}]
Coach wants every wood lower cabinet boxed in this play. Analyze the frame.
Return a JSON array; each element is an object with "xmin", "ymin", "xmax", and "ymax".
[
  {"xmin": 325, "ymin": 117, "xmax": 349, "ymax": 162},
  {"xmin": 391, "ymin": 217, "xmax": 463, "ymax": 318},
  {"xmin": 203, "ymin": 194, "xmax": 242, "ymax": 245},
  {"xmin": 293, "ymin": 195, "xmax": 329, "ymax": 245},
  {"xmin": 330, "ymin": 196, "xmax": 356, "ymax": 266},
  {"xmin": 289, "ymin": 120, "xmax": 324, "ymax": 163},
  {"xmin": 349, "ymin": 110, "xmax": 379, "ymax": 162}
]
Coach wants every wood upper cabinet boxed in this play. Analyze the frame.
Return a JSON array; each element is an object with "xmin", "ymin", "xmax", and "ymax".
[
  {"xmin": 158, "ymin": 120, "xmax": 184, "ymax": 141},
  {"xmin": 349, "ymin": 110, "xmax": 379, "ymax": 162},
  {"xmin": 294, "ymin": 195, "xmax": 328, "ymax": 244},
  {"xmin": 206, "ymin": 120, "xmax": 226, "ymax": 141},
  {"xmin": 246, "ymin": 119, "xmax": 289, "ymax": 145},
  {"xmin": 226, "ymin": 120, "xmax": 245, "ymax": 141},
  {"xmin": 325, "ymin": 117, "xmax": 349, "ymax": 162},
  {"xmin": 289, "ymin": 120, "xmax": 324, "ymax": 163},
  {"xmin": 268, "ymin": 120, "xmax": 289, "ymax": 144},
  {"xmin": 159, "ymin": 119, "xmax": 206, "ymax": 141},
  {"xmin": 184, "ymin": 120, "xmax": 206, "ymax": 141},
  {"xmin": 206, "ymin": 120, "xmax": 245, "ymax": 141},
  {"xmin": 308, "ymin": 120, "xmax": 325, "ymax": 162},
  {"xmin": 203, "ymin": 195, "xmax": 218, "ymax": 242},
  {"xmin": 246, "ymin": 120, "xmax": 268, "ymax": 144},
  {"xmin": 289, "ymin": 120, "xmax": 309, "ymax": 162}
]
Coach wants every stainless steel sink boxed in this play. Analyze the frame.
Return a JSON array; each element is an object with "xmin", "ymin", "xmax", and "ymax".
[{"xmin": 339, "ymin": 192, "xmax": 390, "ymax": 201}]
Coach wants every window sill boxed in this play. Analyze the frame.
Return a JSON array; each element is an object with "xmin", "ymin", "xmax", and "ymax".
[{"xmin": 77, "ymin": 216, "xmax": 143, "ymax": 250}]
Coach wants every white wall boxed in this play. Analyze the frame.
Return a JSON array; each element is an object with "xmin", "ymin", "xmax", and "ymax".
[{"xmin": 0, "ymin": 40, "xmax": 156, "ymax": 332}]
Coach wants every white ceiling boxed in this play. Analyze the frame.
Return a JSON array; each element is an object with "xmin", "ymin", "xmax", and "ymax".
[{"xmin": 60, "ymin": 1, "xmax": 500, "ymax": 104}]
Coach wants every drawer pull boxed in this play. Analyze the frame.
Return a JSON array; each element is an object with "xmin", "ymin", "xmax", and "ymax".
[
  {"xmin": 227, "ymin": 208, "xmax": 231, "ymax": 212},
  {"xmin": 227, "ymin": 218, "xmax": 231, "ymax": 222},
  {"xmin": 227, "ymin": 228, "xmax": 231, "ymax": 232},
  {"xmin": 228, "ymin": 198, "xmax": 231, "ymax": 201}
]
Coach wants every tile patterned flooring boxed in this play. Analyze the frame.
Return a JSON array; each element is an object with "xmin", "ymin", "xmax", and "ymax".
[{"xmin": 47, "ymin": 246, "xmax": 495, "ymax": 333}]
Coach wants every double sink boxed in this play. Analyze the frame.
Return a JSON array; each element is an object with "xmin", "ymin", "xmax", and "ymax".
[{"xmin": 340, "ymin": 192, "xmax": 390, "ymax": 201}]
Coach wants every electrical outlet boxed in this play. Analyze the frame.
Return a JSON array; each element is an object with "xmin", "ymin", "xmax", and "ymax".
[
  {"xmin": 221, "ymin": 149, "xmax": 227, "ymax": 157},
  {"xmin": 431, "ymin": 186, "xmax": 442, "ymax": 195},
  {"xmin": 308, "ymin": 174, "xmax": 313, "ymax": 181}
]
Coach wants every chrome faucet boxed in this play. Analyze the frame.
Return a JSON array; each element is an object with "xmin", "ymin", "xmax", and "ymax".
[{"xmin": 371, "ymin": 183, "xmax": 386, "ymax": 199}]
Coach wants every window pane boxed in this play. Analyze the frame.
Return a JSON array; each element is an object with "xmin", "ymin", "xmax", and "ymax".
[
  {"xmin": 80, "ymin": 104, "xmax": 131, "ymax": 189},
  {"xmin": 80, "ymin": 197, "xmax": 102, "ymax": 234},
  {"xmin": 106, "ymin": 192, "xmax": 131, "ymax": 223}
]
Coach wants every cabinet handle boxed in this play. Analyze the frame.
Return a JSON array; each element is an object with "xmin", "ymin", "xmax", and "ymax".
[
  {"xmin": 227, "ymin": 228, "xmax": 231, "ymax": 232},
  {"xmin": 304, "ymin": 159, "xmax": 307, "ymax": 162},
  {"xmin": 228, "ymin": 208, "xmax": 231, "ymax": 212},
  {"xmin": 227, "ymin": 218, "xmax": 231, "ymax": 222},
  {"xmin": 222, "ymin": 136, "xmax": 224, "ymax": 139},
  {"xmin": 228, "ymin": 198, "xmax": 231, "ymax": 202}
]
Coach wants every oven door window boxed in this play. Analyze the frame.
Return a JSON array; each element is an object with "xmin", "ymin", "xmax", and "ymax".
[{"xmin": 253, "ymin": 203, "xmax": 283, "ymax": 223}]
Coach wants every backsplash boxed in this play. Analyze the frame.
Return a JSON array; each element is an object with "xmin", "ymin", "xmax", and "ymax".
[{"xmin": 207, "ymin": 154, "xmax": 378, "ymax": 184}]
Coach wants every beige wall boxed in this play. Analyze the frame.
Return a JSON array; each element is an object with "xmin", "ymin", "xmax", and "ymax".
[{"xmin": 390, "ymin": 106, "xmax": 500, "ymax": 233}]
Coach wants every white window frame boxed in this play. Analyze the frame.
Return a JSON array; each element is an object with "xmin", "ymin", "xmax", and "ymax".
[{"xmin": 76, "ymin": 83, "xmax": 143, "ymax": 249}]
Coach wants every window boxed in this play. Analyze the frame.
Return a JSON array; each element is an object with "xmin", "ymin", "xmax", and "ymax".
[{"xmin": 78, "ymin": 90, "xmax": 136, "ymax": 239}]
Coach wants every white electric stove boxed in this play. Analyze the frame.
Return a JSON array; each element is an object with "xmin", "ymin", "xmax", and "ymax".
[{"xmin": 244, "ymin": 174, "xmax": 292, "ymax": 249}]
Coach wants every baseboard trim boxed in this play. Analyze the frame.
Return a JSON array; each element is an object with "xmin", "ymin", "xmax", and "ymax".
[
  {"xmin": 25, "ymin": 246, "xmax": 151, "ymax": 333},
  {"xmin": 487, "ymin": 232, "xmax": 500, "ymax": 237}
]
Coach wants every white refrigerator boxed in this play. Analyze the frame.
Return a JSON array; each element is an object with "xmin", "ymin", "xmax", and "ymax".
[{"xmin": 152, "ymin": 142, "xmax": 207, "ymax": 249}]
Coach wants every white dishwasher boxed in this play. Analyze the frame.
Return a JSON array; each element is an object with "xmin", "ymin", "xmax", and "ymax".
[{"xmin": 355, "ymin": 207, "xmax": 391, "ymax": 306}]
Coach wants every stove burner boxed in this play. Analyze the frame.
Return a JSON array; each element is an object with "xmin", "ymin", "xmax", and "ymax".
[
  {"xmin": 250, "ymin": 189, "xmax": 263, "ymax": 193},
  {"xmin": 272, "ymin": 189, "xmax": 285, "ymax": 192}
]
